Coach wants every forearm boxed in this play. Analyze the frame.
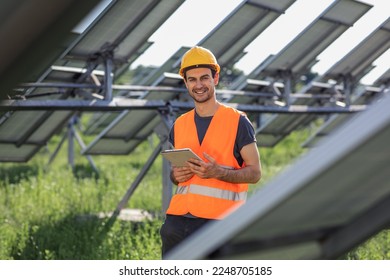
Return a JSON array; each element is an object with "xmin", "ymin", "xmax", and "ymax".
[{"xmin": 217, "ymin": 165, "xmax": 261, "ymax": 184}]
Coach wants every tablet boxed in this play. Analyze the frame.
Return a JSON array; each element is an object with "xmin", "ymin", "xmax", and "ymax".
[{"xmin": 161, "ymin": 148, "xmax": 203, "ymax": 167}]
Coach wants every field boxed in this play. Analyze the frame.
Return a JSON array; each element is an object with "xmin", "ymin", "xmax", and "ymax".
[{"xmin": 0, "ymin": 127, "xmax": 389, "ymax": 260}]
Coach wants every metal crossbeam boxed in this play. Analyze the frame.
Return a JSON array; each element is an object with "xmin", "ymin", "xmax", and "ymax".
[{"xmin": 0, "ymin": 98, "xmax": 366, "ymax": 114}]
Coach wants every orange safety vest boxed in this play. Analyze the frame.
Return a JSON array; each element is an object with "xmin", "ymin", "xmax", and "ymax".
[{"xmin": 166, "ymin": 104, "xmax": 248, "ymax": 219}]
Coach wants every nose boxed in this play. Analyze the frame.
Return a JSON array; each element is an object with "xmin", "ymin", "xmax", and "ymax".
[{"xmin": 194, "ymin": 79, "xmax": 204, "ymax": 88}]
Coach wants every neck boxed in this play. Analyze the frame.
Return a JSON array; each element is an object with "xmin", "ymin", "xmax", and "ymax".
[{"xmin": 195, "ymin": 99, "xmax": 220, "ymax": 117}]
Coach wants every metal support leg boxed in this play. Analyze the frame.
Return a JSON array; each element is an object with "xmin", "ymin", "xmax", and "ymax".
[
  {"xmin": 104, "ymin": 57, "xmax": 113, "ymax": 101},
  {"xmin": 45, "ymin": 128, "xmax": 68, "ymax": 170},
  {"xmin": 157, "ymin": 110, "xmax": 175, "ymax": 213},
  {"xmin": 343, "ymin": 75, "xmax": 353, "ymax": 107},
  {"xmin": 283, "ymin": 71, "xmax": 292, "ymax": 107},
  {"xmin": 73, "ymin": 127, "xmax": 99, "ymax": 174},
  {"xmin": 68, "ymin": 120, "xmax": 75, "ymax": 170},
  {"xmin": 113, "ymin": 140, "xmax": 164, "ymax": 216},
  {"xmin": 46, "ymin": 115, "xmax": 99, "ymax": 173}
]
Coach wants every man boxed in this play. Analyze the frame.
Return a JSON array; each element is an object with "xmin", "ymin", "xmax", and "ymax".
[{"xmin": 160, "ymin": 46, "xmax": 261, "ymax": 258}]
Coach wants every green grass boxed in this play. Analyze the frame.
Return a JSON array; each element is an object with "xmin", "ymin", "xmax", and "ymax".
[
  {"xmin": 0, "ymin": 134, "xmax": 163, "ymax": 260},
  {"xmin": 0, "ymin": 128, "xmax": 389, "ymax": 260}
]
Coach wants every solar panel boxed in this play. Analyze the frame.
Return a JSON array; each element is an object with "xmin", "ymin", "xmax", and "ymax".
[
  {"xmin": 83, "ymin": 71, "xmax": 188, "ymax": 136},
  {"xmin": 134, "ymin": 47, "xmax": 190, "ymax": 86},
  {"xmin": 197, "ymin": 0, "xmax": 296, "ymax": 69},
  {"xmin": 82, "ymin": 73, "xmax": 185, "ymax": 155},
  {"xmin": 244, "ymin": 1, "xmax": 374, "ymax": 147},
  {"xmin": 80, "ymin": 43, "xmax": 184, "ymax": 135},
  {"xmin": 81, "ymin": 35, "xmax": 189, "ymax": 136},
  {"xmin": 0, "ymin": 144, "xmax": 42, "ymax": 163},
  {"xmin": 0, "ymin": 108, "xmax": 74, "ymax": 162},
  {"xmin": 0, "ymin": 0, "xmax": 186, "ymax": 163},
  {"xmin": 221, "ymin": 79, "xmax": 284, "ymax": 105},
  {"xmin": 16, "ymin": 0, "xmax": 183, "ymax": 103},
  {"xmin": 373, "ymin": 68, "xmax": 390, "ymax": 87},
  {"xmin": 253, "ymin": 80, "xmax": 346, "ymax": 147},
  {"xmin": 57, "ymin": 0, "xmax": 185, "ymax": 78},
  {"xmin": 166, "ymin": 92, "xmax": 390, "ymax": 260},
  {"xmin": 321, "ymin": 17, "xmax": 390, "ymax": 83},
  {"xmin": 302, "ymin": 85, "xmax": 385, "ymax": 147},
  {"xmin": 298, "ymin": 18, "xmax": 390, "ymax": 147},
  {"xmin": 0, "ymin": 0, "xmax": 101, "ymax": 100},
  {"xmin": 247, "ymin": 0, "xmax": 372, "ymax": 81},
  {"xmin": 81, "ymin": 0, "xmax": 297, "ymax": 154}
]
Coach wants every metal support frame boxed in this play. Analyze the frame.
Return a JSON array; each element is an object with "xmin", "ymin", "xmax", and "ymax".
[
  {"xmin": 68, "ymin": 118, "xmax": 75, "ymax": 168},
  {"xmin": 0, "ymin": 98, "xmax": 367, "ymax": 114},
  {"xmin": 16, "ymin": 82, "xmax": 362, "ymax": 106},
  {"xmin": 45, "ymin": 115, "xmax": 98, "ymax": 173},
  {"xmin": 103, "ymin": 56, "xmax": 113, "ymax": 101},
  {"xmin": 157, "ymin": 110, "xmax": 176, "ymax": 213},
  {"xmin": 46, "ymin": 127, "xmax": 68, "ymax": 169},
  {"xmin": 72, "ymin": 124, "xmax": 99, "ymax": 173},
  {"xmin": 342, "ymin": 74, "xmax": 354, "ymax": 107},
  {"xmin": 2, "ymin": 80, "xmax": 379, "ymax": 217},
  {"xmin": 282, "ymin": 70, "xmax": 293, "ymax": 107},
  {"xmin": 114, "ymin": 139, "xmax": 164, "ymax": 216},
  {"xmin": 111, "ymin": 107, "xmax": 176, "ymax": 216}
]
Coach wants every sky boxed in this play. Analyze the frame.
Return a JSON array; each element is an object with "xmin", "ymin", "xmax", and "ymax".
[{"xmin": 130, "ymin": 0, "xmax": 389, "ymax": 85}]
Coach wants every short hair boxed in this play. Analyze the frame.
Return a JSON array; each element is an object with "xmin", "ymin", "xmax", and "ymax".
[{"xmin": 182, "ymin": 65, "xmax": 217, "ymax": 80}]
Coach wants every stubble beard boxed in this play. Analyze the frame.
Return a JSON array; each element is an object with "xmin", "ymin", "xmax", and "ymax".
[{"xmin": 190, "ymin": 88, "xmax": 214, "ymax": 104}]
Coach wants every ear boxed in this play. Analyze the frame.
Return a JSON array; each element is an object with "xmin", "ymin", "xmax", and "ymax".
[
  {"xmin": 214, "ymin": 72, "xmax": 219, "ymax": 86},
  {"xmin": 183, "ymin": 77, "xmax": 189, "ymax": 89}
]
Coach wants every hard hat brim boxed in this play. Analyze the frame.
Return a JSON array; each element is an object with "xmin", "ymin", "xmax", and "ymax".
[{"xmin": 179, "ymin": 64, "xmax": 220, "ymax": 78}]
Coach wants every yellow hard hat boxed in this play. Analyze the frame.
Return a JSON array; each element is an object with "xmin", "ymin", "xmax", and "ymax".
[{"xmin": 179, "ymin": 46, "xmax": 220, "ymax": 78}]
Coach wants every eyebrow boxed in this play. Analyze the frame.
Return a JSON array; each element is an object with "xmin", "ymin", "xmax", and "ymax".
[{"xmin": 187, "ymin": 74, "xmax": 211, "ymax": 80}]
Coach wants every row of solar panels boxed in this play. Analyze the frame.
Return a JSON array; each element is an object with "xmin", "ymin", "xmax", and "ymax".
[
  {"xmin": 0, "ymin": 0, "xmax": 185, "ymax": 161},
  {"xmin": 0, "ymin": 0, "xmax": 389, "ymax": 163}
]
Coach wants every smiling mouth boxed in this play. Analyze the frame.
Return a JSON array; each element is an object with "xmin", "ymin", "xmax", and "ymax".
[{"xmin": 193, "ymin": 88, "xmax": 207, "ymax": 94}]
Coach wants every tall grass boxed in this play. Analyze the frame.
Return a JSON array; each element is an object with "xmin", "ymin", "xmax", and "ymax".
[
  {"xmin": 0, "ymin": 134, "xmax": 163, "ymax": 260},
  {"xmin": 0, "ymin": 128, "xmax": 388, "ymax": 259}
]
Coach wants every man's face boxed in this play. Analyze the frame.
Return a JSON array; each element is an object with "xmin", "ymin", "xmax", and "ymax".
[{"xmin": 184, "ymin": 67, "xmax": 219, "ymax": 104}]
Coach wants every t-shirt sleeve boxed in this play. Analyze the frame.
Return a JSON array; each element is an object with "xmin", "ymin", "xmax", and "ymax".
[
  {"xmin": 233, "ymin": 115, "xmax": 257, "ymax": 167},
  {"xmin": 236, "ymin": 115, "xmax": 256, "ymax": 151}
]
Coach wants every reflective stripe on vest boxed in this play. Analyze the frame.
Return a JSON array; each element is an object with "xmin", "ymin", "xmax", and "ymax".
[{"xmin": 176, "ymin": 184, "xmax": 247, "ymax": 202}]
